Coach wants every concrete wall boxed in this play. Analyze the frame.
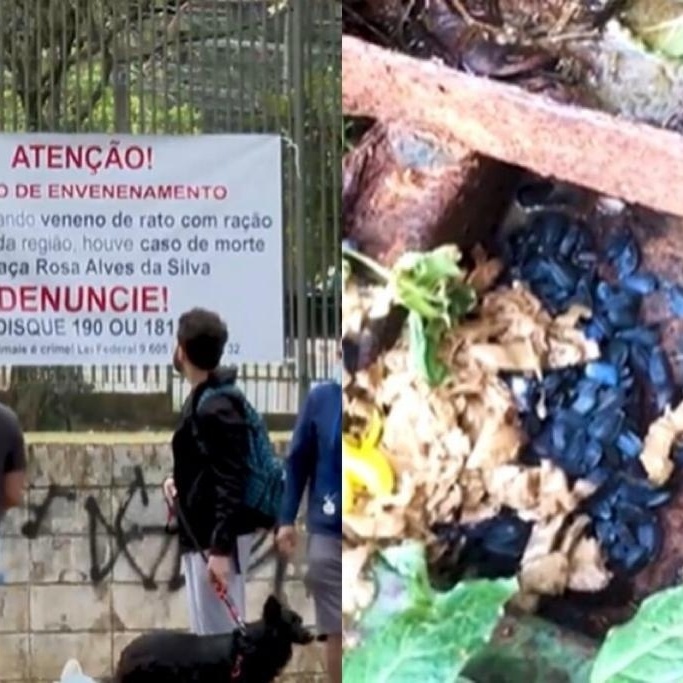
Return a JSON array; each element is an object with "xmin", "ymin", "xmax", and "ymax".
[{"xmin": 0, "ymin": 436, "xmax": 325, "ymax": 683}]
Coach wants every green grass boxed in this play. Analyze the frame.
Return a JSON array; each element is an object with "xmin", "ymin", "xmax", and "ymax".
[{"xmin": 26, "ymin": 431, "xmax": 292, "ymax": 444}]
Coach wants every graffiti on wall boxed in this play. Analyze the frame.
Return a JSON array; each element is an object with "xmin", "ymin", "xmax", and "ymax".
[{"xmin": 21, "ymin": 466, "xmax": 279, "ymax": 592}]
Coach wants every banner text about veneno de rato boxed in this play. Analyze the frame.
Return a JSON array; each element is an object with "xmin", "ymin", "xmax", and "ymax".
[{"xmin": 0, "ymin": 134, "xmax": 284, "ymax": 365}]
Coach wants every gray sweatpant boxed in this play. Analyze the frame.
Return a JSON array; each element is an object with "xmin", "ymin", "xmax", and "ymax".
[
  {"xmin": 305, "ymin": 534, "xmax": 342, "ymax": 636},
  {"xmin": 182, "ymin": 533, "xmax": 252, "ymax": 635}
]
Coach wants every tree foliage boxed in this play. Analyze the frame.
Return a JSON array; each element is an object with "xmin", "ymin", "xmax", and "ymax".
[
  {"xmin": 0, "ymin": 0, "xmax": 200, "ymax": 132},
  {"xmin": 267, "ymin": 59, "xmax": 341, "ymax": 289}
]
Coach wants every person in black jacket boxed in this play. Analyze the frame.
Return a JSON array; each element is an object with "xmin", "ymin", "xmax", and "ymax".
[{"xmin": 162, "ymin": 308, "xmax": 257, "ymax": 635}]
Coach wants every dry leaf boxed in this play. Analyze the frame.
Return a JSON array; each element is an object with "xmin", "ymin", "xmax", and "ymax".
[
  {"xmin": 640, "ymin": 400, "xmax": 683, "ymax": 485},
  {"xmin": 343, "ymin": 265, "xmax": 611, "ymax": 601}
]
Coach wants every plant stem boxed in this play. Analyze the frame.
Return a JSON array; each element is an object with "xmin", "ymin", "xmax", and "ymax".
[{"xmin": 342, "ymin": 246, "xmax": 392, "ymax": 282}]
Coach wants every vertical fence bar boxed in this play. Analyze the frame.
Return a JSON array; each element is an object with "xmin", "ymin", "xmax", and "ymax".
[
  {"xmin": 331, "ymin": 0, "xmax": 342, "ymax": 346},
  {"xmin": 290, "ymin": 0, "xmax": 309, "ymax": 406},
  {"xmin": 113, "ymin": 10, "xmax": 130, "ymax": 135},
  {"xmin": 304, "ymin": 3, "xmax": 316, "ymax": 381}
]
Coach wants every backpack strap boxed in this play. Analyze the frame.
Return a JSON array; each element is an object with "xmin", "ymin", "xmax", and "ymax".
[
  {"xmin": 195, "ymin": 383, "xmax": 246, "ymax": 417},
  {"xmin": 191, "ymin": 384, "xmax": 228, "ymax": 452},
  {"xmin": 196, "ymin": 383, "xmax": 232, "ymax": 412},
  {"xmin": 193, "ymin": 384, "xmax": 247, "ymax": 441}
]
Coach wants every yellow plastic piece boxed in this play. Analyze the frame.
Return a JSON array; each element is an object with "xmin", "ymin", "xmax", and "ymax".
[
  {"xmin": 343, "ymin": 440, "xmax": 394, "ymax": 498},
  {"xmin": 364, "ymin": 408, "xmax": 383, "ymax": 449},
  {"xmin": 342, "ymin": 470, "xmax": 354, "ymax": 514},
  {"xmin": 341, "ymin": 408, "xmax": 395, "ymax": 509}
]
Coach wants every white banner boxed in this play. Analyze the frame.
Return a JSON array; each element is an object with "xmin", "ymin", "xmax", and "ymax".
[{"xmin": 0, "ymin": 133, "xmax": 284, "ymax": 365}]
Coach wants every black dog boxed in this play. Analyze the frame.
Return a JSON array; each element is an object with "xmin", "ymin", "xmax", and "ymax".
[{"xmin": 114, "ymin": 596, "xmax": 314, "ymax": 683}]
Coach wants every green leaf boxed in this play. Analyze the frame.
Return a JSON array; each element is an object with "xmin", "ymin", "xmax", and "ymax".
[
  {"xmin": 381, "ymin": 541, "xmax": 431, "ymax": 581},
  {"xmin": 395, "ymin": 246, "xmax": 464, "ymax": 289},
  {"xmin": 359, "ymin": 542, "xmax": 435, "ymax": 637},
  {"xmin": 344, "ymin": 245, "xmax": 475, "ymax": 386},
  {"xmin": 394, "ymin": 246, "xmax": 467, "ymax": 321},
  {"xmin": 641, "ymin": 14, "xmax": 683, "ymax": 58},
  {"xmin": 343, "ymin": 610, "xmax": 464, "ymax": 683},
  {"xmin": 590, "ymin": 585, "xmax": 683, "ymax": 683},
  {"xmin": 342, "ymin": 245, "xmax": 393, "ymax": 283},
  {"xmin": 344, "ymin": 543, "xmax": 516, "ymax": 683},
  {"xmin": 407, "ymin": 312, "xmax": 449, "ymax": 386},
  {"xmin": 449, "ymin": 285, "xmax": 477, "ymax": 319},
  {"xmin": 623, "ymin": 0, "xmax": 683, "ymax": 59}
]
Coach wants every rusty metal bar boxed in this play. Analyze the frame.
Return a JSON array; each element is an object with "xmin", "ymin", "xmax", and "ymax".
[{"xmin": 342, "ymin": 35, "xmax": 683, "ymax": 218}]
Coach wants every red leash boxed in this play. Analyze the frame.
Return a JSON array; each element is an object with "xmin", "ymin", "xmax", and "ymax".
[
  {"xmin": 166, "ymin": 500, "xmax": 247, "ymax": 679},
  {"xmin": 231, "ymin": 654, "xmax": 244, "ymax": 679}
]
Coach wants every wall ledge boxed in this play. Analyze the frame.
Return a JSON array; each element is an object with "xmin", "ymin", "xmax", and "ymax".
[{"xmin": 25, "ymin": 431, "xmax": 292, "ymax": 445}]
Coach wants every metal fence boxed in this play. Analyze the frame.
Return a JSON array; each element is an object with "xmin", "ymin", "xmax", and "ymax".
[{"xmin": 0, "ymin": 0, "xmax": 341, "ymax": 429}]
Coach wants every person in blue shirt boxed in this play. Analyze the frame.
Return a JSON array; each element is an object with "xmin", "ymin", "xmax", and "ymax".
[{"xmin": 276, "ymin": 374, "xmax": 342, "ymax": 683}]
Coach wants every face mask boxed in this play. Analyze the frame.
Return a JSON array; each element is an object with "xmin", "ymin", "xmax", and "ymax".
[{"xmin": 333, "ymin": 362, "xmax": 343, "ymax": 385}]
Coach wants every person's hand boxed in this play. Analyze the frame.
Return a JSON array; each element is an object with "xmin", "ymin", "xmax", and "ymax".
[
  {"xmin": 276, "ymin": 525, "xmax": 297, "ymax": 559},
  {"xmin": 162, "ymin": 477, "xmax": 177, "ymax": 506},
  {"xmin": 207, "ymin": 554, "xmax": 231, "ymax": 596}
]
